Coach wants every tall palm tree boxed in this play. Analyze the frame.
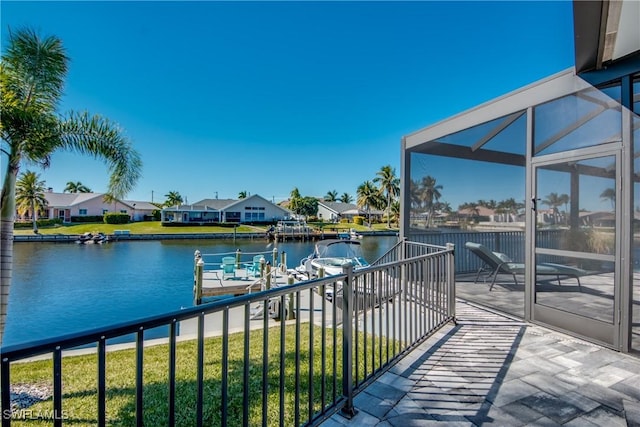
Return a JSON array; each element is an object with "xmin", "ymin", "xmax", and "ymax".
[
  {"xmin": 64, "ymin": 181, "xmax": 91, "ymax": 193},
  {"xmin": 15, "ymin": 170, "xmax": 48, "ymax": 233},
  {"xmin": 357, "ymin": 180, "xmax": 382, "ymax": 225},
  {"xmin": 373, "ymin": 165, "xmax": 400, "ymax": 228},
  {"xmin": 238, "ymin": 191, "xmax": 247, "ymax": 199},
  {"xmin": 164, "ymin": 191, "xmax": 184, "ymax": 207},
  {"xmin": 420, "ymin": 176, "xmax": 442, "ymax": 228},
  {"xmin": 0, "ymin": 28, "xmax": 142, "ymax": 343},
  {"xmin": 339, "ymin": 192, "xmax": 353, "ymax": 204},
  {"xmin": 324, "ymin": 190, "xmax": 338, "ymax": 202}
]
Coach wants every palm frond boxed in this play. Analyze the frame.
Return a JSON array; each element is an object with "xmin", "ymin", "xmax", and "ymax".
[{"xmin": 58, "ymin": 112, "xmax": 142, "ymax": 199}]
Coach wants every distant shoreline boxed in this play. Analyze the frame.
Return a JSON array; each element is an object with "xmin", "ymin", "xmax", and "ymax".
[{"xmin": 13, "ymin": 230, "xmax": 399, "ymax": 243}]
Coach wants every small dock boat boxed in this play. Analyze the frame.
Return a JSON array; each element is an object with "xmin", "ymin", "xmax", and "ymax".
[{"xmin": 76, "ymin": 232, "xmax": 109, "ymax": 244}]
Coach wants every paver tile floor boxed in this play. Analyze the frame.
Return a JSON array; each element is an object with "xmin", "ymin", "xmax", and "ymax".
[{"xmin": 320, "ymin": 300, "xmax": 640, "ymax": 427}]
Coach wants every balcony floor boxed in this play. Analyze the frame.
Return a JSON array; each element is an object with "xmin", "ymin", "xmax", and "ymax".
[{"xmin": 320, "ymin": 299, "xmax": 640, "ymax": 426}]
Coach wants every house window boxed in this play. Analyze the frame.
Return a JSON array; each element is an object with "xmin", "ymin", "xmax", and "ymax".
[
  {"xmin": 102, "ymin": 209, "xmax": 108, "ymax": 215},
  {"xmin": 120, "ymin": 210, "xmax": 127, "ymax": 214},
  {"xmin": 244, "ymin": 212, "xmax": 265, "ymax": 221},
  {"xmin": 79, "ymin": 209, "xmax": 87, "ymax": 216}
]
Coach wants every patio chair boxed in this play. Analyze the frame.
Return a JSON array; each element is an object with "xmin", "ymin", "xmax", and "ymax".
[
  {"xmin": 465, "ymin": 242, "xmax": 584, "ymax": 291},
  {"xmin": 246, "ymin": 255, "xmax": 265, "ymax": 278},
  {"xmin": 221, "ymin": 256, "xmax": 236, "ymax": 280}
]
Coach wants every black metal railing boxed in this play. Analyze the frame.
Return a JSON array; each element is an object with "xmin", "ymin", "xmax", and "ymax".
[{"xmin": 1, "ymin": 240, "xmax": 455, "ymax": 426}]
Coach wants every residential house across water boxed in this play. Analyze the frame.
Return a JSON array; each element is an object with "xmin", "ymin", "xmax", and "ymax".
[
  {"xmin": 160, "ymin": 193, "xmax": 292, "ymax": 225},
  {"xmin": 17, "ymin": 190, "xmax": 157, "ymax": 223}
]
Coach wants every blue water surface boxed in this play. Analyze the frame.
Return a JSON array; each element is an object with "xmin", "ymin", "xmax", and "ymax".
[{"xmin": 5, "ymin": 236, "xmax": 397, "ymax": 346}]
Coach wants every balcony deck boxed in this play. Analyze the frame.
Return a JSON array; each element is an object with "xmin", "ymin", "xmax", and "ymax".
[{"xmin": 320, "ymin": 299, "xmax": 640, "ymax": 426}]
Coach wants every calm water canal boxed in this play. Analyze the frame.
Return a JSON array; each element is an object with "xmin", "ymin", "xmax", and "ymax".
[{"xmin": 5, "ymin": 236, "xmax": 397, "ymax": 346}]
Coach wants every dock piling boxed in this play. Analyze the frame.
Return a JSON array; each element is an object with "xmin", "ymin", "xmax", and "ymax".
[{"xmin": 194, "ymin": 251, "xmax": 204, "ymax": 305}]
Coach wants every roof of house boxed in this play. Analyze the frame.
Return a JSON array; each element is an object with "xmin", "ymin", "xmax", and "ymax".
[
  {"xmin": 190, "ymin": 198, "xmax": 238, "ymax": 210},
  {"xmin": 458, "ymin": 206, "xmax": 496, "ymax": 217},
  {"xmin": 178, "ymin": 194, "xmax": 292, "ymax": 214},
  {"xmin": 43, "ymin": 192, "xmax": 156, "ymax": 210},
  {"xmin": 123, "ymin": 200, "xmax": 158, "ymax": 211},
  {"xmin": 44, "ymin": 192, "xmax": 105, "ymax": 207},
  {"xmin": 318, "ymin": 201, "xmax": 360, "ymax": 214}
]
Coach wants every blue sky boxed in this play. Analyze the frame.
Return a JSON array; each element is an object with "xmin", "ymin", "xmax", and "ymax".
[{"xmin": 1, "ymin": 1, "xmax": 575, "ymax": 207}]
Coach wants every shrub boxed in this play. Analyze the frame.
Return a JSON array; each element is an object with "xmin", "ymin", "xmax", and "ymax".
[
  {"xmin": 71, "ymin": 215, "xmax": 104, "ymax": 223},
  {"xmin": 104, "ymin": 213, "xmax": 130, "ymax": 224},
  {"xmin": 353, "ymin": 216, "xmax": 365, "ymax": 225},
  {"xmin": 14, "ymin": 218, "xmax": 63, "ymax": 229},
  {"xmin": 339, "ymin": 218, "xmax": 349, "ymax": 224}
]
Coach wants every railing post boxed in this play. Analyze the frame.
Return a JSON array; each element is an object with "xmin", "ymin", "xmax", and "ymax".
[
  {"xmin": 272, "ymin": 248, "xmax": 278, "ymax": 269},
  {"xmin": 2, "ymin": 356, "xmax": 10, "ymax": 427},
  {"xmin": 446, "ymin": 243, "xmax": 456, "ymax": 320},
  {"xmin": 235, "ymin": 249, "xmax": 242, "ymax": 269},
  {"xmin": 194, "ymin": 251, "xmax": 204, "ymax": 305},
  {"xmin": 287, "ymin": 275, "xmax": 295, "ymax": 320},
  {"xmin": 340, "ymin": 264, "xmax": 358, "ymax": 419}
]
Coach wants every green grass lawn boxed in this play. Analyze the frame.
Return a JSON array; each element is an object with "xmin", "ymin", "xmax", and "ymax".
[
  {"xmin": 9, "ymin": 324, "xmax": 397, "ymax": 426},
  {"xmin": 14, "ymin": 221, "xmax": 398, "ymax": 236},
  {"xmin": 13, "ymin": 221, "xmax": 264, "ymax": 236}
]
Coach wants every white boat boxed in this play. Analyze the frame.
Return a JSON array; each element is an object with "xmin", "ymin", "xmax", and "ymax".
[{"xmin": 296, "ymin": 239, "xmax": 369, "ymax": 278}]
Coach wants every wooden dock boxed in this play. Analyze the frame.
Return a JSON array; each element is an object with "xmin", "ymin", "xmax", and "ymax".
[
  {"xmin": 199, "ymin": 269, "xmax": 264, "ymax": 297},
  {"xmin": 194, "ymin": 266, "xmax": 303, "ymax": 303}
]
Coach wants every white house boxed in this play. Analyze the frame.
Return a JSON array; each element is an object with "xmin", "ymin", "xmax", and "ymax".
[
  {"xmin": 160, "ymin": 194, "xmax": 292, "ymax": 225},
  {"xmin": 22, "ymin": 191, "xmax": 158, "ymax": 223},
  {"xmin": 316, "ymin": 201, "xmax": 385, "ymax": 223},
  {"xmin": 317, "ymin": 201, "xmax": 362, "ymax": 222}
]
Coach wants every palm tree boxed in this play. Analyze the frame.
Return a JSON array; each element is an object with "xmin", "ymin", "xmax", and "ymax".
[
  {"xmin": 238, "ymin": 191, "xmax": 247, "ymax": 199},
  {"xmin": 420, "ymin": 176, "xmax": 443, "ymax": 228},
  {"xmin": 15, "ymin": 171, "xmax": 48, "ymax": 233},
  {"xmin": 373, "ymin": 165, "xmax": 400, "ymax": 228},
  {"xmin": 324, "ymin": 190, "xmax": 338, "ymax": 202},
  {"xmin": 600, "ymin": 188, "xmax": 616, "ymax": 210},
  {"xmin": 409, "ymin": 179, "xmax": 422, "ymax": 209},
  {"xmin": 542, "ymin": 192, "xmax": 564, "ymax": 224},
  {"xmin": 390, "ymin": 200, "xmax": 401, "ymax": 226},
  {"xmin": 289, "ymin": 187, "xmax": 302, "ymax": 216},
  {"xmin": 559, "ymin": 193, "xmax": 570, "ymax": 224},
  {"xmin": 339, "ymin": 193, "xmax": 353, "ymax": 204},
  {"xmin": 64, "ymin": 181, "xmax": 91, "ymax": 193},
  {"xmin": 0, "ymin": 28, "xmax": 142, "ymax": 343},
  {"xmin": 357, "ymin": 180, "xmax": 382, "ymax": 225},
  {"xmin": 164, "ymin": 191, "xmax": 184, "ymax": 207}
]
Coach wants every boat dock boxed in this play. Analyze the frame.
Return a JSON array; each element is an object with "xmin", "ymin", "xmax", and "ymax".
[{"xmin": 192, "ymin": 248, "xmax": 308, "ymax": 304}]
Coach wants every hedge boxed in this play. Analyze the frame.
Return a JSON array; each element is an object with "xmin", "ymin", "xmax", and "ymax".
[
  {"xmin": 71, "ymin": 215, "xmax": 104, "ymax": 223},
  {"xmin": 14, "ymin": 218, "xmax": 63, "ymax": 228},
  {"xmin": 104, "ymin": 213, "xmax": 130, "ymax": 224}
]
